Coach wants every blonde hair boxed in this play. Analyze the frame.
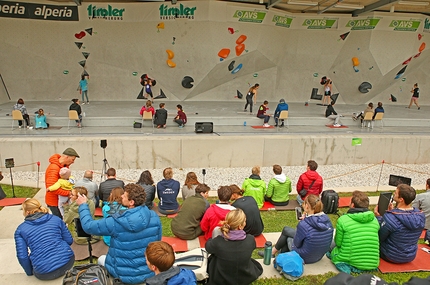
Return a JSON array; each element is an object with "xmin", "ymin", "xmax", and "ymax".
[
  {"xmin": 251, "ymin": 166, "xmax": 260, "ymax": 175},
  {"xmin": 22, "ymin": 198, "xmax": 49, "ymax": 216},
  {"xmin": 220, "ymin": 209, "xmax": 246, "ymax": 239}
]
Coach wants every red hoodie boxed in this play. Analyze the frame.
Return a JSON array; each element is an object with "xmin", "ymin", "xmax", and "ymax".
[
  {"xmin": 45, "ymin": 154, "xmax": 72, "ymax": 206},
  {"xmin": 296, "ymin": 170, "xmax": 323, "ymax": 198},
  {"xmin": 200, "ymin": 203, "xmax": 236, "ymax": 240}
]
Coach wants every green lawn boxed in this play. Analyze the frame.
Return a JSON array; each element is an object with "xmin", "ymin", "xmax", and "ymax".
[{"xmin": 0, "ymin": 184, "xmax": 39, "ymax": 210}]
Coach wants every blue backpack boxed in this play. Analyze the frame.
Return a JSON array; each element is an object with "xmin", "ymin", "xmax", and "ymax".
[{"xmin": 274, "ymin": 251, "xmax": 304, "ymax": 281}]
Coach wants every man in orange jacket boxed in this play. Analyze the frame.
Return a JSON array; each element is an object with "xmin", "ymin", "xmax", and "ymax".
[{"xmin": 45, "ymin": 148, "xmax": 80, "ymax": 218}]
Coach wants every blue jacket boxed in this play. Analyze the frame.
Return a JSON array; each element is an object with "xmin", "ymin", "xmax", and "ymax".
[
  {"xmin": 274, "ymin": 102, "xmax": 289, "ymax": 117},
  {"xmin": 14, "ymin": 212, "xmax": 73, "ymax": 276},
  {"xmin": 378, "ymin": 208, "xmax": 425, "ymax": 263},
  {"xmin": 79, "ymin": 203, "xmax": 162, "ymax": 284},
  {"xmin": 146, "ymin": 266, "xmax": 196, "ymax": 285},
  {"xmin": 101, "ymin": 201, "xmax": 127, "ymax": 246},
  {"xmin": 157, "ymin": 179, "xmax": 180, "ymax": 211},
  {"xmin": 292, "ymin": 212, "xmax": 334, "ymax": 264}
]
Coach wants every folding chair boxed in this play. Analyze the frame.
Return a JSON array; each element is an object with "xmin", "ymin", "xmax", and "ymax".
[
  {"xmin": 11, "ymin": 110, "xmax": 23, "ymax": 130},
  {"xmin": 68, "ymin": 110, "xmax": 80, "ymax": 129},
  {"xmin": 141, "ymin": 111, "xmax": 154, "ymax": 129},
  {"xmin": 362, "ymin": 112, "xmax": 373, "ymax": 128},
  {"xmin": 373, "ymin": 112, "xmax": 384, "ymax": 128},
  {"xmin": 277, "ymin": 110, "xmax": 289, "ymax": 129}
]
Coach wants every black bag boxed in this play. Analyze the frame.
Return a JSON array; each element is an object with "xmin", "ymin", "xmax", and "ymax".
[
  {"xmin": 133, "ymin": 122, "xmax": 142, "ymax": 128},
  {"xmin": 321, "ymin": 190, "xmax": 339, "ymax": 214},
  {"xmin": 299, "ymin": 180, "xmax": 315, "ymax": 197},
  {"xmin": 425, "ymin": 230, "xmax": 430, "ymax": 243},
  {"xmin": 63, "ymin": 264, "xmax": 113, "ymax": 285}
]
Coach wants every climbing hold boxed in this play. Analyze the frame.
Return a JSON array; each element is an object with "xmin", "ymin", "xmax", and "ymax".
[
  {"xmin": 339, "ymin": 32, "xmax": 350, "ymax": 40},
  {"xmin": 166, "ymin": 50, "xmax": 174, "ymax": 60},
  {"xmin": 228, "ymin": 27, "xmax": 234, "ymax": 34},
  {"xmin": 228, "ymin": 61, "xmax": 235, "ymax": 71},
  {"xmin": 132, "ymin": 72, "xmax": 138, "ymax": 76},
  {"xmin": 231, "ymin": 63, "xmax": 243, "ymax": 74},
  {"xmin": 237, "ymin": 90, "xmax": 243, "ymax": 99},
  {"xmin": 358, "ymin": 82, "xmax": 372, "ymax": 93},
  {"xmin": 157, "ymin": 22, "xmax": 165, "ymax": 30},
  {"xmin": 313, "ymin": 73, "xmax": 318, "ymax": 77},
  {"xmin": 78, "ymin": 60, "xmax": 86, "ymax": 68},
  {"xmin": 63, "ymin": 70, "xmax": 69, "ymax": 75},
  {"xmin": 390, "ymin": 94, "xmax": 397, "ymax": 102},
  {"xmin": 253, "ymin": 73, "xmax": 258, "ymax": 78},
  {"xmin": 82, "ymin": 52, "xmax": 90, "ymax": 59},
  {"xmin": 395, "ymin": 66, "xmax": 407, "ymax": 79},
  {"xmin": 166, "ymin": 59, "xmax": 176, "ymax": 68},
  {"xmin": 414, "ymin": 52, "xmax": 421, "ymax": 58},
  {"xmin": 418, "ymin": 34, "xmax": 422, "ymax": 40},
  {"xmin": 352, "ymin": 57, "xmax": 360, "ymax": 67},
  {"xmin": 353, "ymin": 66, "xmax": 359, "ymax": 72},
  {"xmin": 85, "ymin": 28, "xmax": 93, "ymax": 36},
  {"xmin": 75, "ymin": 31, "xmax": 85, "ymax": 39},
  {"xmin": 402, "ymin": 57, "xmax": 412, "ymax": 65},
  {"xmin": 236, "ymin": 44, "xmax": 245, "ymax": 56},
  {"xmin": 419, "ymin": 42, "xmax": 426, "ymax": 53},
  {"xmin": 236, "ymin": 35, "xmax": 247, "ymax": 45},
  {"xmin": 218, "ymin": 48, "xmax": 230, "ymax": 59},
  {"xmin": 181, "ymin": 76, "xmax": 194, "ymax": 88},
  {"xmin": 75, "ymin": 42, "xmax": 83, "ymax": 49}
]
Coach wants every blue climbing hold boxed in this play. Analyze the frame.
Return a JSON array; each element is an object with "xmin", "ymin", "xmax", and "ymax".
[{"xmin": 231, "ymin": 63, "xmax": 243, "ymax": 74}]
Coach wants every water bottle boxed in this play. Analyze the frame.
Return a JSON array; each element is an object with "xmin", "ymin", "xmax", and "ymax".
[
  {"xmin": 263, "ymin": 241, "xmax": 272, "ymax": 265},
  {"xmin": 243, "ymin": 121, "xmax": 247, "ymax": 126}
]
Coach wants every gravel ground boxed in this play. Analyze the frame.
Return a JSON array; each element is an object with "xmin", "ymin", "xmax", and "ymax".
[{"xmin": 2, "ymin": 163, "xmax": 430, "ymax": 190}]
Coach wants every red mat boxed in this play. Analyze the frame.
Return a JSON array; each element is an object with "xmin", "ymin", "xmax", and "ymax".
[
  {"xmin": 0, "ymin": 197, "xmax": 26, "ymax": 207},
  {"xmin": 199, "ymin": 235, "xmax": 207, "ymax": 248},
  {"xmin": 260, "ymin": 200, "xmax": 300, "ymax": 211},
  {"xmin": 325, "ymin": 125, "xmax": 348, "ymax": 129},
  {"xmin": 379, "ymin": 244, "xmax": 430, "ymax": 273},
  {"xmin": 162, "ymin": 236, "xmax": 189, "ymax": 252},
  {"xmin": 260, "ymin": 201, "xmax": 277, "ymax": 211},
  {"xmin": 420, "ymin": 230, "xmax": 426, "ymax": 239},
  {"xmin": 255, "ymin": 234, "xmax": 267, "ymax": 248},
  {"xmin": 251, "ymin": 125, "xmax": 275, "ymax": 129},
  {"xmin": 95, "ymin": 207, "xmax": 103, "ymax": 217},
  {"xmin": 338, "ymin": 197, "xmax": 351, "ymax": 208}
]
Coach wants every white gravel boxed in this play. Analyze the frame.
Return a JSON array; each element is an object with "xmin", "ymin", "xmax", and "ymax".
[{"xmin": 2, "ymin": 163, "xmax": 430, "ymax": 191}]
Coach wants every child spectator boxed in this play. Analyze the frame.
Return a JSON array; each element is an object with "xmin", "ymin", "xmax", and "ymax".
[
  {"xmin": 171, "ymin": 184, "xmax": 210, "ymax": 240},
  {"xmin": 102, "ymin": 187, "xmax": 127, "ymax": 246},
  {"xmin": 206, "ymin": 209, "xmax": 263, "ymax": 285},
  {"xmin": 35, "ymin": 108, "xmax": 48, "ymax": 129},
  {"xmin": 145, "ymin": 241, "xmax": 196, "ymax": 285},
  {"xmin": 200, "ymin": 186, "xmax": 235, "ymax": 240},
  {"xmin": 154, "ymin": 103, "xmax": 168, "ymax": 129},
  {"xmin": 182, "ymin": 172, "xmax": 201, "ymax": 200},
  {"xmin": 47, "ymin": 167, "xmax": 75, "ymax": 217},
  {"xmin": 140, "ymin": 100, "xmax": 155, "ymax": 117},
  {"xmin": 174, "ymin": 104, "xmax": 187, "ymax": 128}
]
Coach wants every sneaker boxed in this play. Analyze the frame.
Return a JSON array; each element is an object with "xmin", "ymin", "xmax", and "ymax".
[
  {"xmin": 280, "ymin": 123, "xmax": 284, "ymax": 127},
  {"xmin": 82, "ymin": 102, "xmax": 85, "ymax": 105},
  {"xmin": 29, "ymin": 126, "xmax": 33, "ymax": 130},
  {"xmin": 87, "ymin": 101, "xmax": 90, "ymax": 104},
  {"xmin": 179, "ymin": 125, "xmax": 183, "ymax": 128},
  {"xmin": 333, "ymin": 124, "xmax": 341, "ymax": 127},
  {"xmin": 418, "ymin": 107, "xmax": 421, "ymax": 110},
  {"xmin": 263, "ymin": 123, "xmax": 271, "ymax": 128},
  {"xmin": 163, "ymin": 125, "xmax": 166, "ymax": 129},
  {"xmin": 257, "ymin": 250, "xmax": 275, "ymax": 258},
  {"xmin": 18, "ymin": 126, "xmax": 22, "ymax": 129},
  {"xmin": 274, "ymin": 124, "xmax": 278, "ymax": 127},
  {"xmin": 157, "ymin": 125, "xmax": 161, "ymax": 129}
]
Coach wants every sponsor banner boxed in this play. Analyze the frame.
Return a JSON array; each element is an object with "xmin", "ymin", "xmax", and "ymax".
[
  {"xmin": 389, "ymin": 19, "xmax": 421, "ymax": 31},
  {"xmin": 232, "ymin": 9, "xmax": 267, "ymax": 23},
  {"xmin": 302, "ymin": 18, "xmax": 337, "ymax": 29},
  {"xmin": 346, "ymin": 18, "xmax": 380, "ymax": 30},
  {"xmin": 423, "ymin": 18, "xmax": 430, "ymax": 33},
  {"xmin": 87, "ymin": 4, "xmax": 126, "ymax": 20},
  {"xmin": 158, "ymin": 3, "xmax": 197, "ymax": 20},
  {"xmin": 0, "ymin": 1, "xmax": 78, "ymax": 21},
  {"xmin": 272, "ymin": 14, "xmax": 294, "ymax": 28}
]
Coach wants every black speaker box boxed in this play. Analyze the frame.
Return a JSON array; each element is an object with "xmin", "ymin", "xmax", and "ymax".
[{"xmin": 195, "ymin": 122, "xmax": 213, "ymax": 133}]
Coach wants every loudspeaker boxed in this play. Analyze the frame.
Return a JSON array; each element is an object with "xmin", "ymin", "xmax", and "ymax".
[
  {"xmin": 100, "ymin": 139, "xmax": 107, "ymax": 149},
  {"xmin": 195, "ymin": 122, "xmax": 213, "ymax": 133},
  {"xmin": 5, "ymin": 158, "xmax": 14, "ymax": 168}
]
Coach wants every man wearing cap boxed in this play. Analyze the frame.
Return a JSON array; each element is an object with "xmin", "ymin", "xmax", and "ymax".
[
  {"xmin": 274, "ymin": 99, "xmax": 289, "ymax": 127},
  {"xmin": 45, "ymin": 148, "xmax": 80, "ymax": 218}
]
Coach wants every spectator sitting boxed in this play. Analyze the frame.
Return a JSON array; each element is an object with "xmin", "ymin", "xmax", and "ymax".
[
  {"xmin": 13, "ymin": 98, "xmax": 31, "ymax": 129},
  {"xmin": 154, "ymin": 103, "xmax": 168, "ymax": 129},
  {"xmin": 201, "ymin": 186, "xmax": 235, "ymax": 240},
  {"xmin": 260, "ymin": 194, "xmax": 333, "ymax": 264},
  {"xmin": 102, "ymin": 187, "xmax": 127, "ymax": 246},
  {"xmin": 230, "ymin": 184, "xmax": 264, "ymax": 236},
  {"xmin": 182, "ymin": 172, "xmax": 201, "ymax": 200},
  {"xmin": 76, "ymin": 183, "xmax": 162, "ymax": 284},
  {"xmin": 99, "ymin": 168, "xmax": 125, "ymax": 203},
  {"xmin": 171, "ymin": 184, "xmax": 210, "ymax": 240},
  {"xmin": 140, "ymin": 100, "xmax": 155, "ymax": 117},
  {"xmin": 274, "ymin": 98, "xmax": 288, "ymax": 127},
  {"xmin": 325, "ymin": 101, "xmax": 342, "ymax": 127},
  {"xmin": 296, "ymin": 160, "xmax": 323, "ymax": 206},
  {"xmin": 374, "ymin": 184, "xmax": 425, "ymax": 263},
  {"xmin": 256, "ymin": 100, "xmax": 272, "ymax": 128},
  {"xmin": 75, "ymin": 170, "xmax": 99, "ymax": 207},
  {"xmin": 373, "ymin": 102, "xmax": 384, "ymax": 120},
  {"xmin": 145, "ymin": 241, "xmax": 196, "ymax": 285},
  {"xmin": 35, "ymin": 108, "xmax": 48, "ymax": 129},
  {"xmin": 265, "ymin": 164, "xmax": 292, "ymax": 206},
  {"xmin": 174, "ymin": 104, "xmax": 187, "ymax": 128},
  {"xmin": 412, "ymin": 178, "xmax": 430, "ymax": 230},
  {"xmin": 157, "ymin": 167, "xmax": 180, "ymax": 215},
  {"xmin": 206, "ymin": 209, "xmax": 263, "ymax": 285},
  {"xmin": 242, "ymin": 166, "xmax": 266, "ymax": 209},
  {"xmin": 136, "ymin": 170, "xmax": 156, "ymax": 210},
  {"xmin": 328, "ymin": 191, "xmax": 380, "ymax": 274}
]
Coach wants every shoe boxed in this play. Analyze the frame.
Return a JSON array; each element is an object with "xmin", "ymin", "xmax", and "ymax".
[
  {"xmin": 263, "ymin": 123, "xmax": 271, "ymax": 127},
  {"xmin": 157, "ymin": 125, "xmax": 161, "ymax": 129},
  {"xmin": 18, "ymin": 126, "xmax": 22, "ymax": 129},
  {"xmin": 163, "ymin": 125, "xmax": 166, "ymax": 129},
  {"xmin": 87, "ymin": 101, "xmax": 90, "ymax": 104},
  {"xmin": 29, "ymin": 126, "xmax": 33, "ymax": 130},
  {"xmin": 179, "ymin": 125, "xmax": 183, "ymax": 128},
  {"xmin": 82, "ymin": 102, "xmax": 85, "ymax": 105},
  {"xmin": 418, "ymin": 107, "xmax": 421, "ymax": 110},
  {"xmin": 333, "ymin": 124, "xmax": 341, "ymax": 127},
  {"xmin": 244, "ymin": 109, "xmax": 247, "ymax": 112},
  {"xmin": 274, "ymin": 124, "xmax": 278, "ymax": 127},
  {"xmin": 280, "ymin": 123, "xmax": 284, "ymax": 127},
  {"xmin": 257, "ymin": 250, "xmax": 275, "ymax": 258}
]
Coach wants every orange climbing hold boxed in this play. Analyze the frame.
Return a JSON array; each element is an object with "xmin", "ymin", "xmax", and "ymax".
[
  {"xmin": 166, "ymin": 59, "xmax": 176, "ymax": 68},
  {"xmin": 236, "ymin": 44, "xmax": 245, "ymax": 56},
  {"xmin": 352, "ymin": 57, "xmax": 360, "ymax": 67},
  {"xmin": 419, "ymin": 42, "xmax": 426, "ymax": 53},
  {"xmin": 218, "ymin": 48, "xmax": 230, "ymax": 59},
  {"xmin": 236, "ymin": 35, "xmax": 247, "ymax": 45},
  {"xmin": 166, "ymin": 49, "xmax": 174, "ymax": 60}
]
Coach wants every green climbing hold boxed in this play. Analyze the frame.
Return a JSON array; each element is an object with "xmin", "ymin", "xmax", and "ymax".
[
  {"xmin": 401, "ymin": 78, "xmax": 406, "ymax": 82},
  {"xmin": 132, "ymin": 72, "xmax": 138, "ymax": 76},
  {"xmin": 253, "ymin": 73, "xmax": 258, "ymax": 77},
  {"xmin": 313, "ymin": 73, "xmax": 318, "ymax": 77},
  {"xmin": 63, "ymin": 70, "xmax": 69, "ymax": 75}
]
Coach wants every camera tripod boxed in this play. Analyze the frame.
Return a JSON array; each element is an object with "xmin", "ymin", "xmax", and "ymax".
[{"xmin": 101, "ymin": 148, "xmax": 110, "ymax": 181}]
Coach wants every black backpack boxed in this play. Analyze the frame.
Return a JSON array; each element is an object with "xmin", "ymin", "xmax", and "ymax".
[
  {"xmin": 321, "ymin": 190, "xmax": 339, "ymax": 214},
  {"xmin": 63, "ymin": 264, "xmax": 113, "ymax": 285}
]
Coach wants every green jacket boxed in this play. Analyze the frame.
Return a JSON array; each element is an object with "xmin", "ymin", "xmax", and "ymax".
[
  {"xmin": 64, "ymin": 199, "xmax": 96, "ymax": 244},
  {"xmin": 242, "ymin": 176, "xmax": 266, "ymax": 208},
  {"xmin": 331, "ymin": 209, "xmax": 380, "ymax": 270},
  {"xmin": 266, "ymin": 174, "xmax": 292, "ymax": 203},
  {"xmin": 171, "ymin": 194, "xmax": 208, "ymax": 240}
]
